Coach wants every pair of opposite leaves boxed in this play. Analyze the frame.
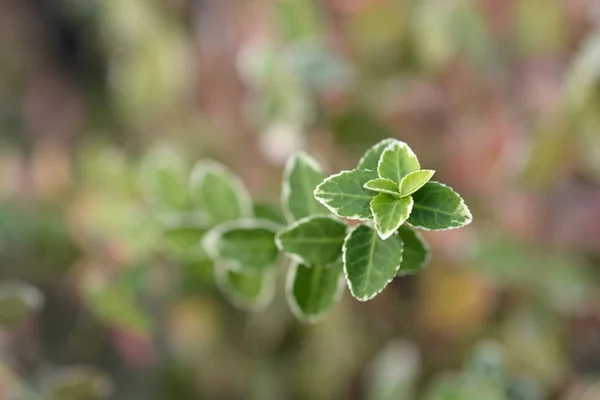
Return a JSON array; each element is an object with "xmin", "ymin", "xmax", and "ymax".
[{"xmin": 313, "ymin": 138, "xmax": 472, "ymax": 238}]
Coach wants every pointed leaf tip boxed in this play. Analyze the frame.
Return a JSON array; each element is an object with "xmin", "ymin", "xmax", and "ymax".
[
  {"xmin": 314, "ymin": 169, "xmax": 378, "ymax": 220},
  {"xmin": 364, "ymin": 178, "xmax": 400, "ymax": 195},
  {"xmin": 408, "ymin": 182, "xmax": 472, "ymax": 231},
  {"xmin": 377, "ymin": 142, "xmax": 421, "ymax": 183},
  {"xmin": 282, "ymin": 153, "xmax": 329, "ymax": 221},
  {"xmin": 190, "ymin": 160, "xmax": 252, "ymax": 226},
  {"xmin": 399, "ymin": 169, "xmax": 435, "ymax": 197},
  {"xmin": 371, "ymin": 194, "xmax": 413, "ymax": 240},
  {"xmin": 357, "ymin": 138, "xmax": 398, "ymax": 171}
]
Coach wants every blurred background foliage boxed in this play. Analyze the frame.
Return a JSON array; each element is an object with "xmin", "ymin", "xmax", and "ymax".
[{"xmin": 1, "ymin": 0, "xmax": 600, "ymax": 399}]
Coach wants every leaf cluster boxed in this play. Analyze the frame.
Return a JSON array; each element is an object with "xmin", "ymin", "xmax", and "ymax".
[
  {"xmin": 142, "ymin": 139, "xmax": 472, "ymax": 322},
  {"xmin": 277, "ymin": 138, "xmax": 472, "ymax": 312}
]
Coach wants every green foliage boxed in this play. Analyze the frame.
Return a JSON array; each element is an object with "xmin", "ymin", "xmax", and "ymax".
[
  {"xmin": 214, "ymin": 262, "xmax": 275, "ymax": 312},
  {"xmin": 343, "ymin": 225, "xmax": 404, "ymax": 301},
  {"xmin": 190, "ymin": 161, "xmax": 252, "ymax": 225},
  {"xmin": 139, "ymin": 147, "xmax": 189, "ymax": 210},
  {"xmin": 286, "ymin": 261, "xmax": 344, "ymax": 322},
  {"xmin": 377, "ymin": 141, "xmax": 421, "ymax": 183},
  {"xmin": 275, "ymin": 216, "xmax": 347, "ymax": 264},
  {"xmin": 357, "ymin": 138, "xmax": 396, "ymax": 171},
  {"xmin": 408, "ymin": 182, "xmax": 472, "ymax": 231},
  {"xmin": 282, "ymin": 153, "xmax": 329, "ymax": 221},
  {"xmin": 364, "ymin": 178, "xmax": 400, "ymax": 195},
  {"xmin": 314, "ymin": 169, "xmax": 379, "ymax": 220},
  {"xmin": 396, "ymin": 225, "xmax": 430, "ymax": 276},
  {"xmin": 204, "ymin": 220, "xmax": 280, "ymax": 272},
  {"xmin": 128, "ymin": 140, "xmax": 471, "ymax": 322},
  {"xmin": 300, "ymin": 138, "xmax": 471, "ymax": 304},
  {"xmin": 370, "ymin": 194, "xmax": 413, "ymax": 240},
  {"xmin": 399, "ymin": 169, "xmax": 435, "ymax": 197}
]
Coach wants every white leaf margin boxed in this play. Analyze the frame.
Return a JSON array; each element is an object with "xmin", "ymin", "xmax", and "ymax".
[
  {"xmin": 285, "ymin": 260, "xmax": 345, "ymax": 323},
  {"xmin": 397, "ymin": 225, "xmax": 432, "ymax": 276},
  {"xmin": 341, "ymin": 223, "xmax": 403, "ymax": 302},
  {"xmin": 371, "ymin": 195, "xmax": 414, "ymax": 240},
  {"xmin": 214, "ymin": 261, "xmax": 275, "ymax": 312},
  {"xmin": 363, "ymin": 178, "xmax": 401, "ymax": 196},
  {"xmin": 356, "ymin": 138, "xmax": 398, "ymax": 170},
  {"xmin": 398, "ymin": 169, "xmax": 436, "ymax": 197},
  {"xmin": 189, "ymin": 159, "xmax": 253, "ymax": 221},
  {"xmin": 376, "ymin": 141, "xmax": 421, "ymax": 182},
  {"xmin": 313, "ymin": 169, "xmax": 377, "ymax": 221},
  {"xmin": 202, "ymin": 218, "xmax": 282, "ymax": 270},
  {"xmin": 274, "ymin": 214, "xmax": 347, "ymax": 266},
  {"xmin": 281, "ymin": 152, "xmax": 326, "ymax": 223},
  {"xmin": 407, "ymin": 181, "xmax": 473, "ymax": 231}
]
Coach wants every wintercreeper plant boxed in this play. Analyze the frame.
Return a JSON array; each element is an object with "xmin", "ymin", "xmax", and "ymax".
[
  {"xmin": 276, "ymin": 138, "xmax": 472, "ymax": 312},
  {"xmin": 201, "ymin": 138, "xmax": 472, "ymax": 322}
]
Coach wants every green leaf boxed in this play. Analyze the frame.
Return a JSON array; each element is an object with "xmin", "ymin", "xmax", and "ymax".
[
  {"xmin": 370, "ymin": 194, "xmax": 413, "ymax": 240},
  {"xmin": 252, "ymin": 203, "xmax": 286, "ymax": 225},
  {"xmin": 399, "ymin": 169, "xmax": 435, "ymax": 197},
  {"xmin": 276, "ymin": 216, "xmax": 347, "ymax": 264},
  {"xmin": 286, "ymin": 261, "xmax": 344, "ymax": 322},
  {"xmin": 203, "ymin": 219, "xmax": 280, "ymax": 272},
  {"xmin": 397, "ymin": 225, "xmax": 430, "ymax": 276},
  {"xmin": 190, "ymin": 161, "xmax": 252, "ymax": 226},
  {"xmin": 215, "ymin": 262, "xmax": 274, "ymax": 311},
  {"xmin": 364, "ymin": 178, "xmax": 400, "ymax": 195},
  {"xmin": 139, "ymin": 147, "xmax": 189, "ymax": 210},
  {"xmin": 377, "ymin": 141, "xmax": 421, "ymax": 183},
  {"xmin": 408, "ymin": 182, "xmax": 472, "ymax": 230},
  {"xmin": 343, "ymin": 225, "xmax": 404, "ymax": 301},
  {"xmin": 314, "ymin": 169, "xmax": 378, "ymax": 220},
  {"xmin": 357, "ymin": 138, "xmax": 397, "ymax": 170},
  {"xmin": 282, "ymin": 153, "xmax": 330, "ymax": 221}
]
